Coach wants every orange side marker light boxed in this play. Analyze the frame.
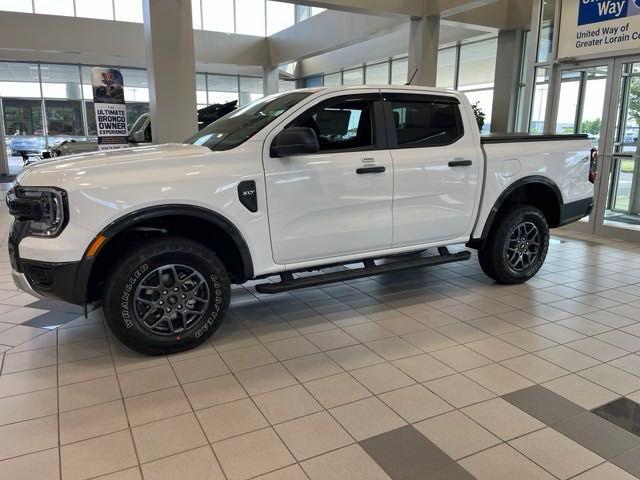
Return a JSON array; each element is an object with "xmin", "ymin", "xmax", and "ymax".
[{"xmin": 86, "ymin": 235, "xmax": 107, "ymax": 257}]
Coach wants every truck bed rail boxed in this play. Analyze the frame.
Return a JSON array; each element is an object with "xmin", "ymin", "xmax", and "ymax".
[{"xmin": 481, "ymin": 133, "xmax": 589, "ymax": 144}]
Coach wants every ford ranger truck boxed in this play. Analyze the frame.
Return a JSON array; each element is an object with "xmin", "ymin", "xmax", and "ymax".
[{"xmin": 6, "ymin": 86, "xmax": 594, "ymax": 354}]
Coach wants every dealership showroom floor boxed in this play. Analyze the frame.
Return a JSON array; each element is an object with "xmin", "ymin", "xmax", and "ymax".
[{"xmin": 1, "ymin": 192, "xmax": 640, "ymax": 480}]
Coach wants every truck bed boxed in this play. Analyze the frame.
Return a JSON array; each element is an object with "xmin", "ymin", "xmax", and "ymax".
[{"xmin": 481, "ymin": 133, "xmax": 589, "ymax": 144}]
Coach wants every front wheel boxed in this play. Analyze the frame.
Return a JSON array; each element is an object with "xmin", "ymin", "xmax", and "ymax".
[
  {"xmin": 478, "ymin": 205, "xmax": 549, "ymax": 284},
  {"xmin": 103, "ymin": 237, "xmax": 230, "ymax": 355}
]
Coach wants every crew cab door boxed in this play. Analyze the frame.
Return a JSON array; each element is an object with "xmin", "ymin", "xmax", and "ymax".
[
  {"xmin": 382, "ymin": 91, "xmax": 481, "ymax": 246},
  {"xmin": 263, "ymin": 91, "xmax": 393, "ymax": 264}
]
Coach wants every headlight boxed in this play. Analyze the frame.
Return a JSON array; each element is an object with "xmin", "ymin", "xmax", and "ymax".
[{"xmin": 6, "ymin": 186, "xmax": 68, "ymax": 237}]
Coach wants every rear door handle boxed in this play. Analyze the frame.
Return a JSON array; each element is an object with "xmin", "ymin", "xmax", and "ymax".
[
  {"xmin": 356, "ymin": 166, "xmax": 386, "ymax": 174},
  {"xmin": 448, "ymin": 159, "xmax": 473, "ymax": 167}
]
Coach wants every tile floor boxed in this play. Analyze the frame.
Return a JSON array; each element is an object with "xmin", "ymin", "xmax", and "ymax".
[{"xmin": 1, "ymin": 195, "xmax": 640, "ymax": 479}]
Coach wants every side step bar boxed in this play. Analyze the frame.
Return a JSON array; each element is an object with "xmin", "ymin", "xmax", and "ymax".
[{"xmin": 255, "ymin": 249, "xmax": 471, "ymax": 294}]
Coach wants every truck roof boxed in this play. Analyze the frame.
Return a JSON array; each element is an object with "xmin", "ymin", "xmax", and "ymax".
[{"xmin": 296, "ymin": 85, "xmax": 463, "ymax": 98}]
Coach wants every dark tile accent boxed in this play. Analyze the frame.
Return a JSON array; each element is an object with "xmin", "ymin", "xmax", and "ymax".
[
  {"xmin": 22, "ymin": 311, "xmax": 79, "ymax": 329},
  {"xmin": 503, "ymin": 385, "xmax": 586, "ymax": 425},
  {"xmin": 403, "ymin": 462, "xmax": 477, "ymax": 480},
  {"xmin": 593, "ymin": 397, "xmax": 640, "ymax": 437},
  {"xmin": 360, "ymin": 425, "xmax": 453, "ymax": 479},
  {"xmin": 554, "ymin": 412, "xmax": 640, "ymax": 460},
  {"xmin": 26, "ymin": 299, "xmax": 84, "ymax": 315},
  {"xmin": 612, "ymin": 445, "xmax": 640, "ymax": 478}
]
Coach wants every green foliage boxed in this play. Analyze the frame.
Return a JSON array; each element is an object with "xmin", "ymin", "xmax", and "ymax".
[
  {"xmin": 580, "ymin": 118, "xmax": 601, "ymax": 136},
  {"xmin": 471, "ymin": 101, "xmax": 485, "ymax": 131},
  {"xmin": 628, "ymin": 77, "xmax": 640, "ymax": 127}
]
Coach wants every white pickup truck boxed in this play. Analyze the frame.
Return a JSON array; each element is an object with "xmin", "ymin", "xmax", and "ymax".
[{"xmin": 6, "ymin": 86, "xmax": 594, "ymax": 354}]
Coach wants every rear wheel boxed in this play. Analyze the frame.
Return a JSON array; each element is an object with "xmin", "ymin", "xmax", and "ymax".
[
  {"xmin": 478, "ymin": 205, "xmax": 549, "ymax": 284},
  {"xmin": 103, "ymin": 237, "xmax": 230, "ymax": 355}
]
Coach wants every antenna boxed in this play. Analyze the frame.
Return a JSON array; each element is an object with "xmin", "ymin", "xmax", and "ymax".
[{"xmin": 406, "ymin": 68, "xmax": 419, "ymax": 85}]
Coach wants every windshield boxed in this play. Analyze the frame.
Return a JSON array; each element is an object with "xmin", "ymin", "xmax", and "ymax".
[
  {"xmin": 185, "ymin": 91, "xmax": 312, "ymax": 151},
  {"xmin": 128, "ymin": 113, "xmax": 148, "ymax": 135}
]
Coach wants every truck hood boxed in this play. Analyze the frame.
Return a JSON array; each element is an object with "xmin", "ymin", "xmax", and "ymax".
[
  {"xmin": 17, "ymin": 143, "xmax": 218, "ymax": 189},
  {"xmin": 21, "ymin": 143, "xmax": 208, "ymax": 176}
]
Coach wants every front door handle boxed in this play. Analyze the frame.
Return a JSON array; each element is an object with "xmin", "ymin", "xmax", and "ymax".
[
  {"xmin": 356, "ymin": 166, "xmax": 386, "ymax": 174},
  {"xmin": 448, "ymin": 159, "xmax": 473, "ymax": 167}
]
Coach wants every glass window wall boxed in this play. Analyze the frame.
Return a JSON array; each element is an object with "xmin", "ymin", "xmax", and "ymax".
[
  {"xmin": 0, "ymin": 61, "xmax": 281, "ymax": 175},
  {"xmin": 0, "ymin": 0, "xmax": 32, "ymax": 12},
  {"xmin": 457, "ymin": 38, "xmax": 497, "ymax": 90},
  {"xmin": 120, "ymin": 68, "xmax": 149, "ymax": 103},
  {"xmin": 323, "ymin": 73, "xmax": 340, "ymax": 86},
  {"xmin": 114, "ymin": 0, "xmax": 142, "ymax": 22},
  {"xmin": 236, "ymin": 0, "xmax": 266, "ymax": 36},
  {"xmin": 196, "ymin": 73, "xmax": 208, "ymax": 108},
  {"xmin": 34, "ymin": 0, "xmax": 74, "ymax": 16},
  {"xmin": 74, "ymin": 0, "xmax": 114, "ymax": 20},
  {"xmin": 279, "ymin": 79, "xmax": 296, "ymax": 92},
  {"xmin": 537, "ymin": 0, "xmax": 556, "ymax": 63},
  {"xmin": 342, "ymin": 67, "xmax": 363, "ymax": 85},
  {"xmin": 436, "ymin": 48, "xmax": 456, "ymax": 89},
  {"xmin": 1, "ymin": 1, "xmax": 327, "ymax": 33},
  {"xmin": 40, "ymin": 63, "xmax": 82, "ymax": 100},
  {"xmin": 530, "ymin": 67, "xmax": 550, "ymax": 134},
  {"xmin": 239, "ymin": 76, "xmax": 264, "ymax": 104},
  {"xmin": 365, "ymin": 62, "xmax": 389, "ymax": 85},
  {"xmin": 391, "ymin": 58, "xmax": 408, "ymax": 85},
  {"xmin": 304, "ymin": 76, "xmax": 323, "ymax": 88},
  {"xmin": 267, "ymin": 1, "xmax": 294, "ymax": 35},
  {"xmin": 207, "ymin": 74, "xmax": 239, "ymax": 104},
  {"xmin": 202, "ymin": 0, "xmax": 234, "ymax": 33}
]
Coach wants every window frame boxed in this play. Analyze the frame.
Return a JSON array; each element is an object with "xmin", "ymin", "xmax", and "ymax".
[
  {"xmin": 381, "ymin": 93, "xmax": 465, "ymax": 149},
  {"xmin": 282, "ymin": 93, "xmax": 388, "ymax": 155}
]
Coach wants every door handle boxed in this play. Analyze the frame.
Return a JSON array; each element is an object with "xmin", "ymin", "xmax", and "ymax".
[
  {"xmin": 356, "ymin": 166, "xmax": 386, "ymax": 174},
  {"xmin": 448, "ymin": 159, "xmax": 473, "ymax": 167}
]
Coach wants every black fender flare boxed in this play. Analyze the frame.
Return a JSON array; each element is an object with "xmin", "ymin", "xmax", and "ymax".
[
  {"xmin": 75, "ymin": 205, "xmax": 254, "ymax": 304},
  {"xmin": 479, "ymin": 176, "xmax": 563, "ymax": 240}
]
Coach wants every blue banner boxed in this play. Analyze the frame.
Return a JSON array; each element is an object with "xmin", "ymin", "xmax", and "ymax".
[{"xmin": 578, "ymin": 0, "xmax": 630, "ymax": 26}]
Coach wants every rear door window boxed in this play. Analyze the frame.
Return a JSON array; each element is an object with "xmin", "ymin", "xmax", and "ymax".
[{"xmin": 389, "ymin": 99, "xmax": 463, "ymax": 148}]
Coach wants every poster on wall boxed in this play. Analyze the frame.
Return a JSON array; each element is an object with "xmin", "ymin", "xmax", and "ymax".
[
  {"xmin": 91, "ymin": 68, "xmax": 128, "ymax": 150},
  {"xmin": 558, "ymin": 0, "xmax": 640, "ymax": 58}
]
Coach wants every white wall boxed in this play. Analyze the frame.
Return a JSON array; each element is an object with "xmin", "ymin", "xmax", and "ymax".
[
  {"xmin": 296, "ymin": 20, "xmax": 495, "ymax": 78},
  {"xmin": 0, "ymin": 11, "xmax": 267, "ymax": 75}
]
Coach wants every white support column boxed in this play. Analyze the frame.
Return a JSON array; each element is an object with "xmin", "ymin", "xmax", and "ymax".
[
  {"xmin": 0, "ymin": 100, "xmax": 9, "ymax": 176},
  {"xmin": 142, "ymin": 0, "xmax": 197, "ymax": 143},
  {"xmin": 407, "ymin": 15, "xmax": 440, "ymax": 87},
  {"xmin": 491, "ymin": 29, "xmax": 523, "ymax": 133},
  {"xmin": 264, "ymin": 67, "xmax": 279, "ymax": 96}
]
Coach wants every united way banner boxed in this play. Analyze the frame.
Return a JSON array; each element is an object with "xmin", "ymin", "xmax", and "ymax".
[
  {"xmin": 91, "ymin": 68, "xmax": 128, "ymax": 151},
  {"xmin": 559, "ymin": 0, "xmax": 640, "ymax": 58}
]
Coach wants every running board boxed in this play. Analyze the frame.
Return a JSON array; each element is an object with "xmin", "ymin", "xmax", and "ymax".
[{"xmin": 255, "ymin": 249, "xmax": 471, "ymax": 294}]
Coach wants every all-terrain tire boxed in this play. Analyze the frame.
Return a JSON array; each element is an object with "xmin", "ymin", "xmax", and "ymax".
[
  {"xmin": 478, "ymin": 205, "xmax": 549, "ymax": 284},
  {"xmin": 103, "ymin": 236, "xmax": 230, "ymax": 355}
]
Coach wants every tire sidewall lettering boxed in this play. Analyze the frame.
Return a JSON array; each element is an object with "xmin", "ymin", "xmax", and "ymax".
[
  {"xmin": 194, "ymin": 273, "xmax": 223, "ymax": 338},
  {"xmin": 120, "ymin": 263, "xmax": 149, "ymax": 329}
]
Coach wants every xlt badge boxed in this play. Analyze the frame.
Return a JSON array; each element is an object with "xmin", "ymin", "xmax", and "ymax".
[{"xmin": 238, "ymin": 180, "xmax": 258, "ymax": 212}]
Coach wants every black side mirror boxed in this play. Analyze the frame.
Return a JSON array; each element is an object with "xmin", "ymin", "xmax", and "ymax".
[{"xmin": 271, "ymin": 127, "xmax": 319, "ymax": 157}]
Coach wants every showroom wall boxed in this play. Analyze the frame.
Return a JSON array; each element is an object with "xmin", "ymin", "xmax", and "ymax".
[
  {"xmin": 302, "ymin": 35, "xmax": 514, "ymax": 134},
  {"xmin": 0, "ymin": 60, "xmax": 295, "ymax": 155},
  {"xmin": 0, "ymin": 0, "xmax": 325, "ymax": 36}
]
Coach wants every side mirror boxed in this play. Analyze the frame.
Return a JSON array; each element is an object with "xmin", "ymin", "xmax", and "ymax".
[{"xmin": 270, "ymin": 127, "xmax": 319, "ymax": 158}]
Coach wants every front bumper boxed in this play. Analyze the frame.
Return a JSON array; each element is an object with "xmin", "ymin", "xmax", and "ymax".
[
  {"xmin": 8, "ymin": 220, "xmax": 89, "ymax": 305},
  {"xmin": 11, "ymin": 270, "xmax": 45, "ymax": 300}
]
